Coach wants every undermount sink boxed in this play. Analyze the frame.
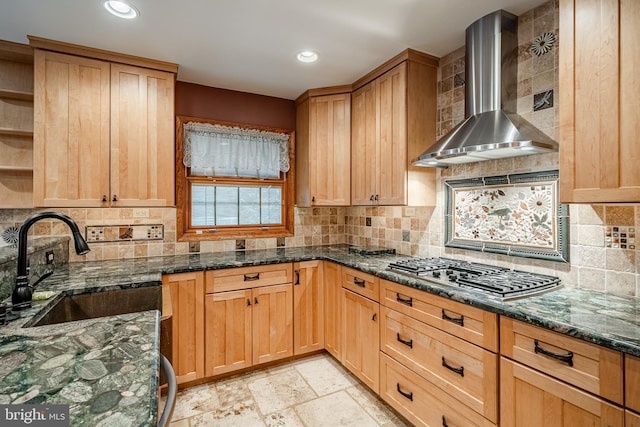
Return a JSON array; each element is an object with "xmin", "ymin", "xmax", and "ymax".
[{"xmin": 26, "ymin": 286, "xmax": 162, "ymax": 327}]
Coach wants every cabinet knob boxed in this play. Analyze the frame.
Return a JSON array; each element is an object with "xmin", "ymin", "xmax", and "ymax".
[
  {"xmin": 311, "ymin": 196, "xmax": 315, "ymax": 203},
  {"xmin": 112, "ymin": 195, "xmax": 118, "ymax": 202},
  {"xmin": 247, "ymin": 299, "xmax": 251, "ymax": 306},
  {"xmin": 102, "ymin": 195, "xmax": 107, "ymax": 202},
  {"xmin": 254, "ymin": 297, "xmax": 259, "ymax": 305}
]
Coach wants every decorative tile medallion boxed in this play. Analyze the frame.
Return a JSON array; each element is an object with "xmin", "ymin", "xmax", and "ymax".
[
  {"xmin": 533, "ymin": 90, "xmax": 553, "ymax": 111},
  {"xmin": 85, "ymin": 224, "xmax": 164, "ymax": 243},
  {"xmin": 605, "ymin": 226, "xmax": 636, "ymax": 249},
  {"xmin": 444, "ymin": 170, "xmax": 569, "ymax": 262}
]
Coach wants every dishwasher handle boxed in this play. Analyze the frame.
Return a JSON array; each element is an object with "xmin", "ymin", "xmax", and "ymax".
[{"xmin": 158, "ymin": 353, "xmax": 176, "ymax": 427}]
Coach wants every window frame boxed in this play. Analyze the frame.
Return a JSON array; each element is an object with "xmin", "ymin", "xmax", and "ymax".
[{"xmin": 176, "ymin": 115, "xmax": 295, "ymax": 241}]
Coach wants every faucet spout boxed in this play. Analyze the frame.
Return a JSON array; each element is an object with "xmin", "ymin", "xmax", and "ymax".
[{"xmin": 12, "ymin": 211, "xmax": 91, "ymax": 310}]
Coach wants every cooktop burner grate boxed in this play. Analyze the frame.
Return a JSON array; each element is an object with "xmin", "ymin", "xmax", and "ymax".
[{"xmin": 387, "ymin": 258, "xmax": 561, "ymax": 300}]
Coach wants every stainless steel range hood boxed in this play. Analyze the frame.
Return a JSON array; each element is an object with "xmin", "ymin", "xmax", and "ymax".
[{"xmin": 413, "ymin": 10, "xmax": 558, "ymax": 167}]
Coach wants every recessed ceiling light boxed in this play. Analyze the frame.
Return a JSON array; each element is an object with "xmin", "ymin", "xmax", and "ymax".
[
  {"xmin": 103, "ymin": 0, "xmax": 139, "ymax": 19},
  {"xmin": 296, "ymin": 51, "xmax": 318, "ymax": 63}
]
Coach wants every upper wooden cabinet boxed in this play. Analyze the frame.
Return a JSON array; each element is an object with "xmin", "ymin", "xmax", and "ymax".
[
  {"xmin": 31, "ymin": 37, "xmax": 177, "ymax": 207},
  {"xmin": 351, "ymin": 50, "xmax": 438, "ymax": 206},
  {"xmin": 559, "ymin": 0, "xmax": 640, "ymax": 203},
  {"xmin": 0, "ymin": 40, "xmax": 34, "ymax": 208},
  {"xmin": 296, "ymin": 87, "xmax": 351, "ymax": 207}
]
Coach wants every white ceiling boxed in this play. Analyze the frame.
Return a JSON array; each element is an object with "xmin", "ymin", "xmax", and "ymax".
[{"xmin": 0, "ymin": 0, "xmax": 546, "ymax": 100}]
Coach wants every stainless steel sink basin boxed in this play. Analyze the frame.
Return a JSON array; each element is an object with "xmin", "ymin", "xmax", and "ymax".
[{"xmin": 27, "ymin": 286, "xmax": 162, "ymax": 327}]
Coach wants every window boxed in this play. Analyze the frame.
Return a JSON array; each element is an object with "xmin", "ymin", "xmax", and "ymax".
[{"xmin": 176, "ymin": 116, "xmax": 295, "ymax": 241}]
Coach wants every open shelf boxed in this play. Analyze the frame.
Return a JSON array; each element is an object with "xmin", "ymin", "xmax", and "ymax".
[
  {"xmin": 0, "ymin": 89, "xmax": 33, "ymax": 101},
  {"xmin": 0, "ymin": 127, "xmax": 33, "ymax": 137},
  {"xmin": 0, "ymin": 165, "xmax": 33, "ymax": 172}
]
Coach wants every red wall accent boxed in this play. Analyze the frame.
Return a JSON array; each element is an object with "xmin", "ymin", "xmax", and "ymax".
[{"xmin": 175, "ymin": 81, "xmax": 296, "ymax": 130}]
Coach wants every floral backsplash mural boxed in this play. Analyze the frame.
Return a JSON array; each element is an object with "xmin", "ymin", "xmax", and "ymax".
[{"xmin": 444, "ymin": 170, "xmax": 569, "ymax": 262}]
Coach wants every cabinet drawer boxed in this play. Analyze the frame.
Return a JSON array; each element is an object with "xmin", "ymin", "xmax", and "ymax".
[
  {"xmin": 626, "ymin": 355, "xmax": 640, "ymax": 412},
  {"xmin": 342, "ymin": 267, "xmax": 379, "ymax": 302},
  {"xmin": 500, "ymin": 317, "xmax": 623, "ymax": 404},
  {"xmin": 205, "ymin": 263, "xmax": 293, "ymax": 293},
  {"xmin": 380, "ymin": 353, "xmax": 496, "ymax": 427},
  {"xmin": 381, "ymin": 306, "xmax": 497, "ymax": 422},
  {"xmin": 380, "ymin": 280, "xmax": 498, "ymax": 352},
  {"xmin": 501, "ymin": 358, "xmax": 624, "ymax": 427}
]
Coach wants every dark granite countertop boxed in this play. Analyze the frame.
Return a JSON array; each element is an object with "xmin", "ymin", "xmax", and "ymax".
[{"xmin": 1, "ymin": 244, "xmax": 639, "ymax": 426}]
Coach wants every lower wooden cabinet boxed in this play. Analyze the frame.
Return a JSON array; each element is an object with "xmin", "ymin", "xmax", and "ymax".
[
  {"xmin": 324, "ymin": 261, "xmax": 342, "ymax": 361},
  {"xmin": 204, "ymin": 289, "xmax": 252, "ymax": 376},
  {"xmin": 380, "ymin": 306, "xmax": 498, "ymax": 422},
  {"xmin": 162, "ymin": 272, "xmax": 205, "ymax": 384},
  {"xmin": 627, "ymin": 355, "xmax": 640, "ymax": 412},
  {"xmin": 205, "ymin": 283, "xmax": 293, "ymax": 376},
  {"xmin": 293, "ymin": 261, "xmax": 324, "ymax": 355},
  {"xmin": 380, "ymin": 353, "xmax": 495, "ymax": 427},
  {"xmin": 627, "ymin": 410, "xmax": 640, "ymax": 427},
  {"xmin": 500, "ymin": 357, "xmax": 624, "ymax": 427},
  {"xmin": 342, "ymin": 288, "xmax": 379, "ymax": 393},
  {"xmin": 252, "ymin": 283, "xmax": 294, "ymax": 365}
]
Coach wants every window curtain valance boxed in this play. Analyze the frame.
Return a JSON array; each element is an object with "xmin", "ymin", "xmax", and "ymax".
[{"xmin": 183, "ymin": 122, "xmax": 290, "ymax": 178}]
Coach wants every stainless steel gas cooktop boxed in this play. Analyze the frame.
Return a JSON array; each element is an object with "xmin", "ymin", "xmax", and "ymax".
[{"xmin": 387, "ymin": 257, "xmax": 561, "ymax": 301}]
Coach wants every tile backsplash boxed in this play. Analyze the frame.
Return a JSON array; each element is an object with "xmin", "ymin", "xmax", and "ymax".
[{"xmin": 1, "ymin": 1, "xmax": 638, "ymax": 297}]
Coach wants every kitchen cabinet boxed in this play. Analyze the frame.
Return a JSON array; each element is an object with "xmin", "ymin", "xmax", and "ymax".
[
  {"xmin": 293, "ymin": 260, "xmax": 324, "ymax": 355},
  {"xmin": 351, "ymin": 49, "xmax": 438, "ymax": 206},
  {"xmin": 204, "ymin": 288, "xmax": 252, "ymax": 376},
  {"xmin": 296, "ymin": 88, "xmax": 351, "ymax": 206},
  {"xmin": 0, "ymin": 40, "xmax": 34, "ymax": 208},
  {"xmin": 380, "ymin": 306, "xmax": 498, "ymax": 422},
  {"xmin": 323, "ymin": 261, "xmax": 342, "ymax": 361},
  {"xmin": 162, "ymin": 271, "xmax": 205, "ymax": 385},
  {"xmin": 626, "ymin": 354, "xmax": 640, "ymax": 412},
  {"xmin": 31, "ymin": 37, "xmax": 176, "ymax": 207},
  {"xmin": 342, "ymin": 289, "xmax": 379, "ymax": 393},
  {"xmin": 204, "ymin": 264, "xmax": 293, "ymax": 376},
  {"xmin": 628, "ymin": 411, "xmax": 640, "ymax": 427},
  {"xmin": 380, "ymin": 353, "xmax": 496, "ymax": 427},
  {"xmin": 500, "ymin": 358, "xmax": 624, "ymax": 427},
  {"xmin": 559, "ymin": 0, "xmax": 640, "ymax": 202}
]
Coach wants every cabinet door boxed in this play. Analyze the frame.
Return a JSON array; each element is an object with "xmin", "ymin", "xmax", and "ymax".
[
  {"xmin": 252, "ymin": 283, "xmax": 293, "ymax": 365},
  {"xmin": 162, "ymin": 272, "xmax": 205, "ymax": 384},
  {"xmin": 627, "ymin": 410, "xmax": 640, "ymax": 427},
  {"xmin": 308, "ymin": 94, "xmax": 351, "ymax": 206},
  {"xmin": 324, "ymin": 262, "xmax": 342, "ymax": 361},
  {"xmin": 293, "ymin": 261, "xmax": 324, "ymax": 355},
  {"xmin": 559, "ymin": 0, "xmax": 640, "ymax": 202},
  {"xmin": 500, "ymin": 358, "xmax": 624, "ymax": 427},
  {"xmin": 342, "ymin": 289, "xmax": 380, "ymax": 393},
  {"xmin": 204, "ymin": 289, "xmax": 252, "ymax": 377},
  {"xmin": 351, "ymin": 81, "xmax": 377, "ymax": 205},
  {"xmin": 376, "ymin": 62, "xmax": 407, "ymax": 205},
  {"xmin": 33, "ymin": 50, "xmax": 110, "ymax": 207},
  {"xmin": 110, "ymin": 63, "xmax": 175, "ymax": 206}
]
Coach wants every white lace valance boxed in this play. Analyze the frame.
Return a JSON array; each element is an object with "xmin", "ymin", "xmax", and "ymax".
[{"xmin": 183, "ymin": 122, "xmax": 290, "ymax": 178}]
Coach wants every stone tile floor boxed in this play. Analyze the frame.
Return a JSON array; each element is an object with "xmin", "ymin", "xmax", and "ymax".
[{"xmin": 162, "ymin": 353, "xmax": 412, "ymax": 426}]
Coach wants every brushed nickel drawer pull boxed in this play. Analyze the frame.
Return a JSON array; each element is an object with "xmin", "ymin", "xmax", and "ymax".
[
  {"xmin": 353, "ymin": 277, "xmax": 366, "ymax": 287},
  {"xmin": 534, "ymin": 339, "xmax": 574, "ymax": 366},
  {"xmin": 396, "ymin": 333, "xmax": 413, "ymax": 348},
  {"xmin": 396, "ymin": 383, "xmax": 413, "ymax": 401},
  {"xmin": 396, "ymin": 294, "xmax": 413, "ymax": 307},
  {"xmin": 442, "ymin": 309, "xmax": 464, "ymax": 326},
  {"xmin": 442, "ymin": 356, "xmax": 464, "ymax": 377},
  {"xmin": 244, "ymin": 273, "xmax": 260, "ymax": 281}
]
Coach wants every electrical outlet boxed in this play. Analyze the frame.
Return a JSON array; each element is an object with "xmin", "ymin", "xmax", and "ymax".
[
  {"xmin": 133, "ymin": 208, "xmax": 149, "ymax": 218},
  {"xmin": 404, "ymin": 207, "xmax": 416, "ymax": 217},
  {"xmin": 46, "ymin": 250, "xmax": 54, "ymax": 264}
]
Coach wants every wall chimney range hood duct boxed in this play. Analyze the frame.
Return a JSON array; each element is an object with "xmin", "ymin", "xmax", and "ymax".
[{"xmin": 413, "ymin": 10, "xmax": 558, "ymax": 168}]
